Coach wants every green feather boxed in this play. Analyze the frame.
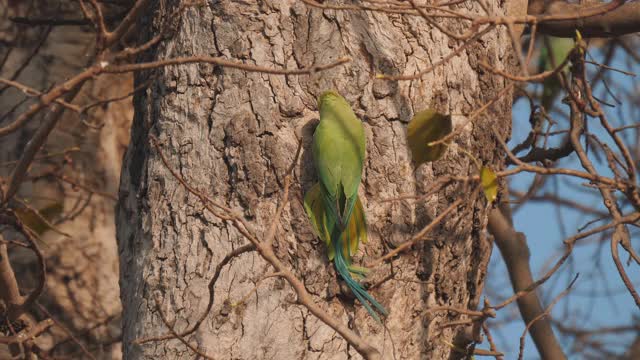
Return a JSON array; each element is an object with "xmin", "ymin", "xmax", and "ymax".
[
  {"xmin": 303, "ymin": 90, "xmax": 387, "ymax": 322},
  {"xmin": 538, "ymin": 36, "xmax": 573, "ymax": 111},
  {"xmin": 304, "ymin": 183, "xmax": 368, "ymax": 267}
]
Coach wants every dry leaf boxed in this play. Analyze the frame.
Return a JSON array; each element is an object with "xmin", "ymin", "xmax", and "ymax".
[
  {"xmin": 15, "ymin": 202, "xmax": 64, "ymax": 235},
  {"xmin": 406, "ymin": 109, "xmax": 452, "ymax": 166},
  {"xmin": 480, "ymin": 166, "xmax": 498, "ymax": 203}
]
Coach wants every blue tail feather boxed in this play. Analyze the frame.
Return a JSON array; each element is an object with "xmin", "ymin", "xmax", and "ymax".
[{"xmin": 333, "ymin": 229, "xmax": 387, "ymax": 322}]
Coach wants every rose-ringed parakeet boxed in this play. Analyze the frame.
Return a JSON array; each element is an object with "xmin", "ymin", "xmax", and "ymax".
[
  {"xmin": 538, "ymin": 35, "xmax": 574, "ymax": 112},
  {"xmin": 303, "ymin": 90, "xmax": 387, "ymax": 322}
]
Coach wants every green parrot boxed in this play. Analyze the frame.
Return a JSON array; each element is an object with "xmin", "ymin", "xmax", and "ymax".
[
  {"xmin": 538, "ymin": 35, "xmax": 574, "ymax": 112},
  {"xmin": 303, "ymin": 90, "xmax": 387, "ymax": 322}
]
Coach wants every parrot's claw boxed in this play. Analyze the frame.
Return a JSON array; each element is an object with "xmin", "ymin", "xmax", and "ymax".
[{"xmin": 348, "ymin": 265, "xmax": 370, "ymax": 279}]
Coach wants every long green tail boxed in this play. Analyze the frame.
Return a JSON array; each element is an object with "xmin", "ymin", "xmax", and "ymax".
[{"xmin": 332, "ymin": 227, "xmax": 387, "ymax": 322}]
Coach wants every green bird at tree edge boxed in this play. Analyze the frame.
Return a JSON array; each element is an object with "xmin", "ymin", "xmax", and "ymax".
[{"xmin": 303, "ymin": 90, "xmax": 388, "ymax": 323}]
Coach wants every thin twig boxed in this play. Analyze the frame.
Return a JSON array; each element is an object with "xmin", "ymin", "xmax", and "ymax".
[
  {"xmin": 369, "ymin": 197, "xmax": 464, "ymax": 266},
  {"xmin": 153, "ymin": 294, "xmax": 215, "ymax": 360},
  {"xmin": 0, "ymin": 319, "xmax": 54, "ymax": 345},
  {"xmin": 377, "ymin": 26, "xmax": 494, "ymax": 81},
  {"xmin": 37, "ymin": 303, "xmax": 95, "ymax": 360},
  {"xmin": 134, "ymin": 243, "xmax": 256, "ymax": 344},
  {"xmin": 517, "ymin": 274, "xmax": 579, "ymax": 360},
  {"xmin": 147, "ymin": 136, "xmax": 382, "ymax": 359}
]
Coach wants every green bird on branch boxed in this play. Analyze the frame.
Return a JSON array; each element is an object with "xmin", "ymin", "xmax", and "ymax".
[{"xmin": 304, "ymin": 90, "xmax": 387, "ymax": 322}]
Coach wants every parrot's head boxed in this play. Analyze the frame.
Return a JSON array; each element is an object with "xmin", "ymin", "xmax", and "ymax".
[{"xmin": 317, "ymin": 90, "xmax": 344, "ymax": 110}]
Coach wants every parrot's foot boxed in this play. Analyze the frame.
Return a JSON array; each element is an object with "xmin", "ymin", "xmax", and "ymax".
[{"xmin": 347, "ymin": 264, "xmax": 370, "ymax": 279}]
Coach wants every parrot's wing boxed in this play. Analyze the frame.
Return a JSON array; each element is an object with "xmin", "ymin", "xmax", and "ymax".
[
  {"xmin": 312, "ymin": 95, "xmax": 365, "ymax": 223},
  {"xmin": 304, "ymin": 183, "xmax": 335, "ymax": 259},
  {"xmin": 312, "ymin": 121, "xmax": 342, "ymax": 204},
  {"xmin": 304, "ymin": 183, "xmax": 368, "ymax": 264},
  {"xmin": 344, "ymin": 194, "xmax": 367, "ymax": 258}
]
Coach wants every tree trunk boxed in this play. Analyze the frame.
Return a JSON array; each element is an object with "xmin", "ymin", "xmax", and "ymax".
[{"xmin": 117, "ymin": 1, "xmax": 513, "ymax": 359}]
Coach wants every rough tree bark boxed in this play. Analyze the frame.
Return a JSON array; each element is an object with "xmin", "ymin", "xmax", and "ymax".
[{"xmin": 117, "ymin": 1, "xmax": 513, "ymax": 359}]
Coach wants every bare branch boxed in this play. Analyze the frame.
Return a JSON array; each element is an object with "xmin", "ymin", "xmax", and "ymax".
[
  {"xmin": 517, "ymin": 274, "xmax": 578, "ymax": 360},
  {"xmin": 0, "ymin": 212, "xmax": 47, "ymax": 321},
  {"xmin": 611, "ymin": 228, "xmax": 640, "ymax": 308},
  {"xmin": 0, "ymin": 318, "xmax": 53, "ymax": 345},
  {"xmin": 152, "ymin": 294, "xmax": 215, "ymax": 360},
  {"xmin": 0, "ymin": 235, "xmax": 22, "ymax": 319},
  {"xmin": 37, "ymin": 303, "xmax": 96, "ymax": 360},
  {"xmin": 134, "ymin": 243, "xmax": 256, "ymax": 344},
  {"xmin": 105, "ymin": 0, "xmax": 151, "ymax": 48},
  {"xmin": 147, "ymin": 137, "xmax": 383, "ymax": 359},
  {"xmin": 377, "ymin": 26, "xmax": 494, "ymax": 80},
  {"xmin": 369, "ymin": 197, "xmax": 465, "ymax": 266},
  {"xmin": 2, "ymin": 86, "xmax": 84, "ymax": 204},
  {"xmin": 537, "ymin": 1, "xmax": 640, "ymax": 38},
  {"xmin": 488, "ymin": 205, "xmax": 566, "ymax": 360},
  {"xmin": 104, "ymin": 55, "xmax": 351, "ymax": 75}
]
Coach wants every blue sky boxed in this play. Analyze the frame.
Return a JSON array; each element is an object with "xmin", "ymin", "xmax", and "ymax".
[{"xmin": 485, "ymin": 40, "xmax": 640, "ymax": 359}]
